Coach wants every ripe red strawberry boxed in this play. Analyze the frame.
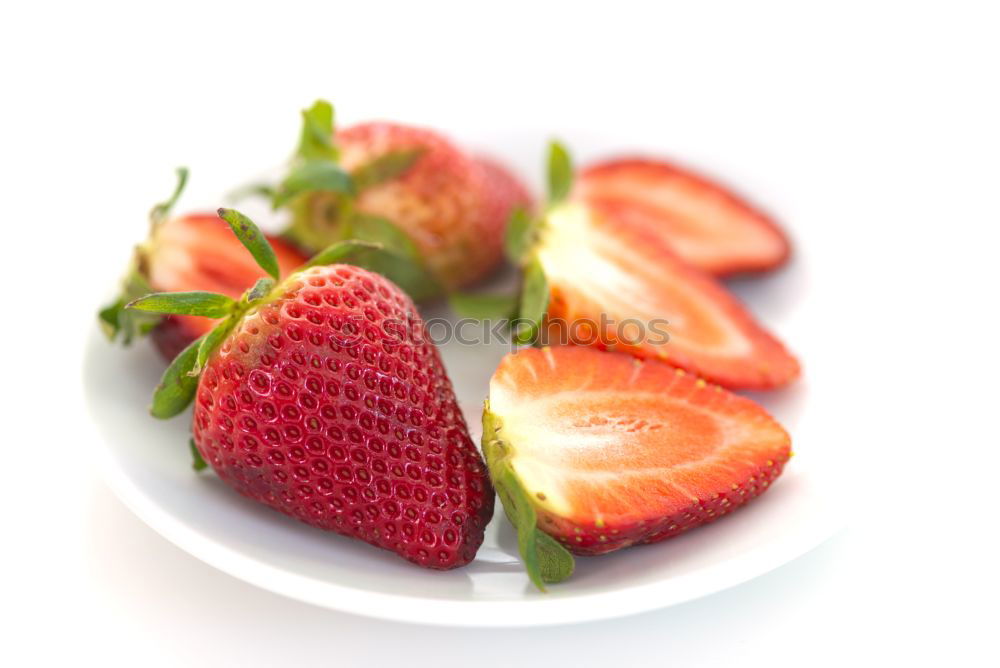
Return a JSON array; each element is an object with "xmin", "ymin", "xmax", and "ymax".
[
  {"xmin": 483, "ymin": 345, "xmax": 791, "ymax": 589},
  {"xmin": 280, "ymin": 104, "xmax": 532, "ymax": 294},
  {"xmin": 575, "ymin": 158, "xmax": 790, "ymax": 276},
  {"xmin": 126, "ymin": 209, "xmax": 494, "ymax": 570},
  {"xmin": 100, "ymin": 170, "xmax": 307, "ymax": 360},
  {"xmin": 508, "ymin": 143, "xmax": 799, "ymax": 391}
]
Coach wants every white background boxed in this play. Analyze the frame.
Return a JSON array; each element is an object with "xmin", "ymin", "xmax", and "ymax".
[{"xmin": 2, "ymin": 1, "xmax": 998, "ymax": 665}]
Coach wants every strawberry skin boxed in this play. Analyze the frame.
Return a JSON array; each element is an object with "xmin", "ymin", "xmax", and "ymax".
[
  {"xmin": 145, "ymin": 214, "xmax": 306, "ymax": 359},
  {"xmin": 191, "ymin": 264, "xmax": 494, "ymax": 569},
  {"xmin": 292, "ymin": 122, "xmax": 531, "ymax": 290},
  {"xmin": 537, "ymin": 200, "xmax": 799, "ymax": 390},
  {"xmin": 475, "ymin": 155, "xmax": 534, "ymax": 260},
  {"xmin": 576, "ymin": 158, "xmax": 790, "ymax": 276},
  {"xmin": 484, "ymin": 346, "xmax": 791, "ymax": 558}
]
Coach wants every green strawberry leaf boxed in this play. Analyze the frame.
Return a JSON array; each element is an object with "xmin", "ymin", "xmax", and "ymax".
[
  {"xmin": 99, "ymin": 262, "xmax": 161, "ymax": 344},
  {"xmin": 350, "ymin": 214, "xmax": 422, "ymax": 261},
  {"xmin": 191, "ymin": 319, "xmax": 234, "ymax": 377},
  {"xmin": 217, "ymin": 208, "xmax": 282, "ymax": 280},
  {"xmin": 150, "ymin": 336, "xmax": 202, "ymax": 419},
  {"xmin": 350, "ymin": 246, "xmax": 443, "ymax": 302},
  {"xmin": 482, "ymin": 405, "xmax": 575, "ymax": 591},
  {"xmin": 243, "ymin": 277, "xmax": 276, "ymax": 303},
  {"xmin": 228, "ymin": 181, "xmax": 278, "ymax": 203},
  {"xmin": 514, "ymin": 258, "xmax": 549, "ymax": 346},
  {"xmin": 296, "ymin": 99, "xmax": 338, "ymax": 161},
  {"xmin": 150, "ymin": 167, "xmax": 189, "ymax": 225},
  {"xmin": 303, "ymin": 232, "xmax": 439, "ymax": 300},
  {"xmin": 126, "ymin": 291, "xmax": 236, "ymax": 318},
  {"xmin": 305, "ymin": 239, "xmax": 383, "ymax": 269},
  {"xmin": 350, "ymin": 149, "xmax": 425, "ymax": 190},
  {"xmin": 547, "ymin": 140, "xmax": 573, "ymax": 203},
  {"xmin": 273, "ymin": 160, "xmax": 355, "ymax": 208},
  {"xmin": 448, "ymin": 292, "xmax": 519, "ymax": 320},
  {"xmin": 503, "ymin": 207, "xmax": 537, "ymax": 266},
  {"xmin": 189, "ymin": 439, "xmax": 208, "ymax": 472}
]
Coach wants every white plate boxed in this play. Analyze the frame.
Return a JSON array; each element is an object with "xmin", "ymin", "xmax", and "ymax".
[{"xmin": 82, "ymin": 134, "xmax": 842, "ymax": 627}]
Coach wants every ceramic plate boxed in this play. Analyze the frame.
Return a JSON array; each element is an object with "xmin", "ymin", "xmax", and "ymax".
[{"xmin": 82, "ymin": 133, "xmax": 841, "ymax": 626}]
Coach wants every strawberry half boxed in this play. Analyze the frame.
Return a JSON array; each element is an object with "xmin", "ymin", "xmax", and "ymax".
[
  {"xmin": 276, "ymin": 101, "xmax": 532, "ymax": 295},
  {"xmin": 482, "ymin": 345, "xmax": 791, "ymax": 590},
  {"xmin": 576, "ymin": 158, "xmax": 790, "ymax": 276},
  {"xmin": 506, "ymin": 143, "xmax": 799, "ymax": 391},
  {"xmin": 538, "ymin": 199, "xmax": 799, "ymax": 389},
  {"xmin": 100, "ymin": 169, "xmax": 307, "ymax": 360},
  {"xmin": 125, "ymin": 209, "xmax": 494, "ymax": 570}
]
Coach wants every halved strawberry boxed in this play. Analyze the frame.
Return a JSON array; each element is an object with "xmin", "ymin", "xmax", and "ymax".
[
  {"xmin": 536, "ymin": 199, "xmax": 799, "ymax": 390},
  {"xmin": 575, "ymin": 158, "xmax": 790, "ymax": 276},
  {"xmin": 100, "ymin": 170, "xmax": 307, "ymax": 360},
  {"xmin": 483, "ymin": 345, "xmax": 791, "ymax": 589}
]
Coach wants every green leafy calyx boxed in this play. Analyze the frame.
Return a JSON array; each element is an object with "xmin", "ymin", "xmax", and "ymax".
[
  {"xmin": 100, "ymin": 168, "xmax": 190, "ymax": 345},
  {"xmin": 217, "ymin": 208, "xmax": 281, "ymax": 280},
  {"xmin": 547, "ymin": 140, "xmax": 573, "ymax": 203},
  {"xmin": 296, "ymin": 100, "xmax": 338, "ymax": 162},
  {"xmin": 127, "ymin": 291, "xmax": 236, "ymax": 318},
  {"xmin": 189, "ymin": 439, "xmax": 208, "ymax": 472},
  {"xmin": 482, "ymin": 404, "xmax": 575, "ymax": 591},
  {"xmin": 150, "ymin": 167, "xmax": 189, "ymax": 226},
  {"xmin": 350, "ymin": 149, "xmax": 424, "ymax": 190},
  {"xmin": 514, "ymin": 258, "xmax": 549, "ymax": 346}
]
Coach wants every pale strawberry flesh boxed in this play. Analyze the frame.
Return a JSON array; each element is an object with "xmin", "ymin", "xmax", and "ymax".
[{"xmin": 487, "ymin": 346, "xmax": 791, "ymax": 555}]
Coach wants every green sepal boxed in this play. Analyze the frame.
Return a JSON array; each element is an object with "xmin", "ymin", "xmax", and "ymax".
[
  {"xmin": 228, "ymin": 182, "xmax": 277, "ymax": 203},
  {"xmin": 482, "ymin": 404, "xmax": 575, "ymax": 591},
  {"xmin": 514, "ymin": 258, "xmax": 549, "ymax": 346},
  {"xmin": 149, "ymin": 167, "xmax": 189, "ymax": 225},
  {"xmin": 295, "ymin": 100, "xmax": 338, "ymax": 161},
  {"xmin": 101, "ymin": 167, "xmax": 190, "ymax": 346},
  {"xmin": 350, "ymin": 149, "xmax": 425, "ymax": 190},
  {"xmin": 99, "ymin": 261, "xmax": 161, "ymax": 344},
  {"xmin": 303, "ymin": 230, "xmax": 440, "ymax": 300},
  {"xmin": 126, "ymin": 291, "xmax": 236, "ymax": 318},
  {"xmin": 243, "ymin": 277, "xmax": 276, "ymax": 303},
  {"xmin": 349, "ymin": 214, "xmax": 422, "ymax": 261},
  {"xmin": 150, "ymin": 336, "xmax": 203, "ymax": 419},
  {"xmin": 217, "ymin": 208, "xmax": 281, "ymax": 280},
  {"xmin": 503, "ymin": 207, "xmax": 538, "ymax": 266},
  {"xmin": 304, "ymin": 239, "xmax": 384, "ymax": 269},
  {"xmin": 348, "ymin": 246, "xmax": 443, "ymax": 302},
  {"xmin": 273, "ymin": 160, "xmax": 355, "ymax": 209},
  {"xmin": 448, "ymin": 292, "xmax": 519, "ymax": 320},
  {"xmin": 191, "ymin": 319, "xmax": 235, "ymax": 378},
  {"xmin": 547, "ymin": 140, "xmax": 573, "ymax": 203},
  {"xmin": 189, "ymin": 439, "xmax": 208, "ymax": 472}
]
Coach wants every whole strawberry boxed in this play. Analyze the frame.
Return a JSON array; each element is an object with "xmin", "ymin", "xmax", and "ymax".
[
  {"xmin": 127, "ymin": 209, "xmax": 494, "ymax": 569},
  {"xmin": 100, "ymin": 168, "xmax": 307, "ymax": 360},
  {"xmin": 268, "ymin": 101, "xmax": 532, "ymax": 296}
]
